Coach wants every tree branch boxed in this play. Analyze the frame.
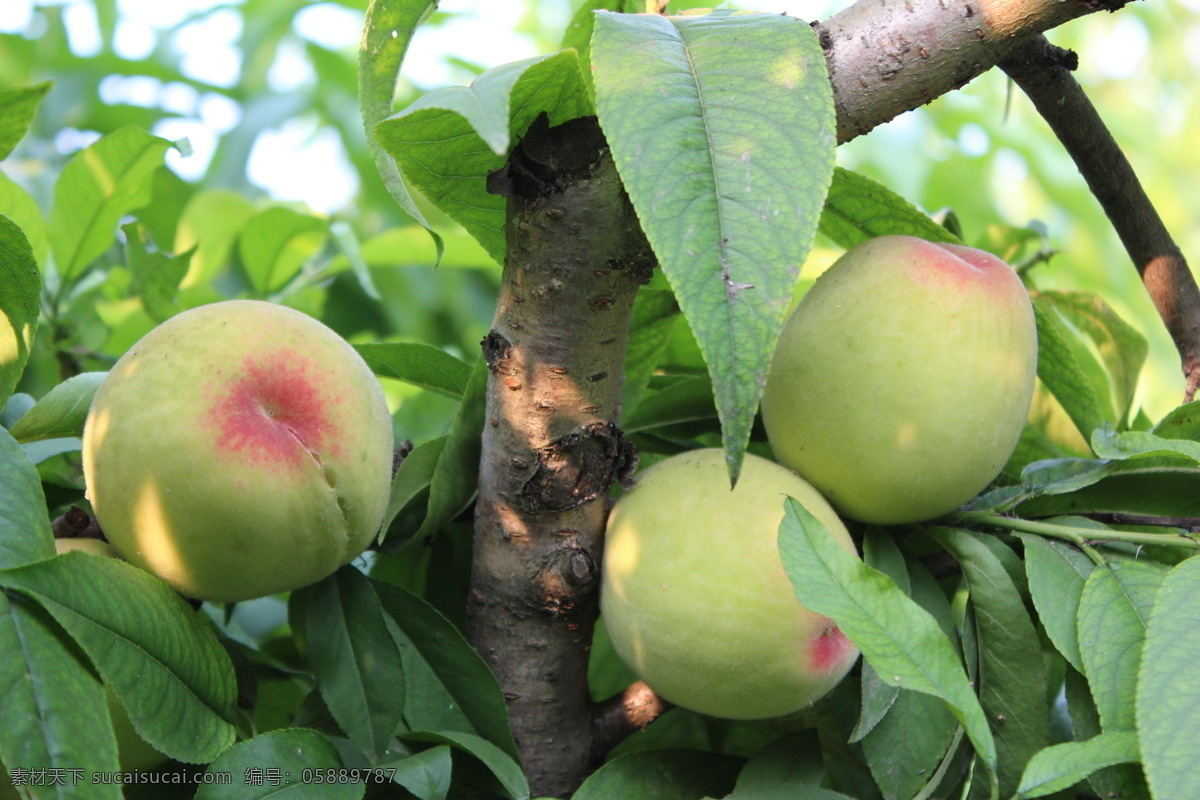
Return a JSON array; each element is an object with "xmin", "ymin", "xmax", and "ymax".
[
  {"xmin": 50, "ymin": 506, "xmax": 103, "ymax": 539},
  {"xmin": 589, "ymin": 681, "xmax": 673, "ymax": 765},
  {"xmin": 467, "ymin": 114, "xmax": 654, "ymax": 798},
  {"xmin": 819, "ymin": 0, "xmax": 1134, "ymax": 145},
  {"xmin": 998, "ymin": 35, "xmax": 1200, "ymax": 400}
]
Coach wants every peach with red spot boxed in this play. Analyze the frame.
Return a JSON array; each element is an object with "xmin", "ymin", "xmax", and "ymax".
[
  {"xmin": 82, "ymin": 300, "xmax": 394, "ymax": 603},
  {"xmin": 209, "ymin": 353, "xmax": 342, "ymax": 468},
  {"xmin": 762, "ymin": 234, "xmax": 1037, "ymax": 524},
  {"xmin": 600, "ymin": 449, "xmax": 860, "ymax": 720}
]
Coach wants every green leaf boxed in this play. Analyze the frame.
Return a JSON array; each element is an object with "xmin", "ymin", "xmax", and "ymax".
[
  {"xmin": 373, "ymin": 580, "xmax": 517, "ymax": 760},
  {"xmin": 1136, "ymin": 555, "xmax": 1200, "ymax": 800},
  {"xmin": 49, "ymin": 126, "xmax": 173, "ymax": 283},
  {"xmin": 22, "ymin": 436, "xmax": 81, "ymax": 465},
  {"xmin": 908, "ymin": 558, "xmax": 960, "ymax": 649},
  {"xmin": 173, "ymin": 188, "xmax": 256, "ymax": 286},
  {"xmin": 8, "ymin": 372, "xmax": 105, "ymax": 443},
  {"xmin": 1019, "ymin": 533, "xmax": 1095, "ymax": 673},
  {"xmin": 359, "ymin": 0, "xmax": 443, "ymax": 263},
  {"xmin": 859, "ymin": 549, "xmax": 962, "ymax": 800},
  {"xmin": 1014, "ymin": 731, "xmax": 1140, "ymax": 799},
  {"xmin": 330, "ymin": 220, "xmax": 382, "ymax": 301},
  {"xmin": 0, "ymin": 82, "xmax": 50, "ymax": 161},
  {"xmin": 0, "ymin": 428, "xmax": 54, "ymax": 569},
  {"xmin": 416, "ymin": 356, "xmax": 487, "ymax": 538},
  {"xmin": 1063, "ymin": 665, "xmax": 1129, "ymax": 800},
  {"xmin": 0, "ymin": 551, "xmax": 238, "ymax": 762},
  {"xmin": 0, "ymin": 592, "xmax": 122, "ymax": 799},
  {"xmin": 1150, "ymin": 399, "xmax": 1200, "ymax": 440},
  {"xmin": 377, "ymin": 50, "xmax": 593, "ymax": 264},
  {"xmin": 725, "ymin": 731, "xmax": 825, "ymax": 798},
  {"xmin": 196, "ymin": 728, "xmax": 364, "ymax": 800},
  {"xmin": 302, "ymin": 567, "xmax": 406, "ymax": 764},
  {"xmin": 1091, "ymin": 425, "xmax": 1200, "ymax": 463},
  {"xmin": 1077, "ymin": 560, "xmax": 1165, "ymax": 732},
  {"xmin": 623, "ymin": 375, "xmax": 716, "ymax": 433},
  {"xmin": 593, "ymin": 10, "xmax": 836, "ymax": 481},
  {"xmin": 930, "ymin": 528, "xmax": 1048, "ymax": 797},
  {"xmin": 0, "ymin": 213, "xmax": 40, "ymax": 408},
  {"xmin": 1019, "ymin": 457, "xmax": 1114, "ymax": 497},
  {"xmin": 326, "ymin": 225, "xmax": 494, "ymax": 273},
  {"xmin": 728, "ymin": 787, "xmax": 851, "ymax": 800},
  {"xmin": 622, "ymin": 288, "xmax": 681, "ymax": 415},
  {"xmin": 863, "ymin": 687, "xmax": 959, "ymax": 800},
  {"xmin": 388, "ymin": 745, "xmax": 452, "ymax": 800},
  {"xmin": 382, "ymin": 436, "xmax": 447, "ymax": 539},
  {"xmin": 1033, "ymin": 300, "xmax": 1106, "ymax": 445},
  {"xmin": 355, "ymin": 342, "xmax": 473, "ymax": 399},
  {"xmin": 0, "ymin": 173, "xmax": 48, "ymax": 267},
  {"xmin": 1035, "ymin": 290, "xmax": 1146, "ymax": 425},
  {"xmin": 561, "ymin": 0, "xmax": 623, "ymax": 100},
  {"xmin": 400, "ymin": 731, "xmax": 529, "ymax": 800},
  {"xmin": 1017, "ymin": 458, "xmax": 1200, "ymax": 518},
  {"xmin": 123, "ymin": 222, "xmax": 192, "ymax": 322},
  {"xmin": 138, "ymin": 246, "xmax": 192, "ymax": 322},
  {"xmin": 573, "ymin": 749, "xmax": 742, "ymax": 800},
  {"xmin": 777, "ymin": 498, "xmax": 998, "ymax": 787},
  {"xmin": 819, "ymin": 167, "xmax": 961, "ymax": 249},
  {"xmin": 851, "ymin": 529, "xmax": 909, "ymax": 742},
  {"xmin": 238, "ymin": 206, "xmax": 327, "ymax": 296}
]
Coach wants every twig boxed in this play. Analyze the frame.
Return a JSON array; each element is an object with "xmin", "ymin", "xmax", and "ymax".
[
  {"xmin": 1084, "ymin": 512, "xmax": 1200, "ymax": 533},
  {"xmin": 950, "ymin": 511, "xmax": 1200, "ymax": 552},
  {"xmin": 590, "ymin": 681, "xmax": 673, "ymax": 765},
  {"xmin": 50, "ymin": 506, "xmax": 104, "ymax": 540},
  {"xmin": 1000, "ymin": 35, "xmax": 1200, "ymax": 401}
]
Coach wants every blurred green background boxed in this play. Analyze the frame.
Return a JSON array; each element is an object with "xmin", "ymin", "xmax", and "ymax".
[{"xmin": 2, "ymin": 0, "xmax": 1197, "ymax": 423}]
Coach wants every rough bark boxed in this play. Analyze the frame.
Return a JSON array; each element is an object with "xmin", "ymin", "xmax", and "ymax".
[
  {"xmin": 819, "ymin": 0, "xmax": 1133, "ymax": 144},
  {"xmin": 999, "ymin": 36, "xmax": 1200, "ymax": 399},
  {"xmin": 466, "ymin": 114, "xmax": 652, "ymax": 798}
]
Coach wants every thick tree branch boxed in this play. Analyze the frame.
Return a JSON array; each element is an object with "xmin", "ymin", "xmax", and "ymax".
[
  {"xmin": 820, "ymin": 0, "xmax": 1133, "ymax": 144},
  {"xmin": 999, "ymin": 35, "xmax": 1200, "ymax": 399},
  {"xmin": 467, "ymin": 115, "xmax": 653, "ymax": 798}
]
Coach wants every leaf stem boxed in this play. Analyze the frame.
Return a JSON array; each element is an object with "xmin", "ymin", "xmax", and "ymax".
[{"xmin": 949, "ymin": 511, "xmax": 1200, "ymax": 553}]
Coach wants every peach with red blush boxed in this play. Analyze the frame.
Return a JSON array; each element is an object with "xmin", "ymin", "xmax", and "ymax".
[{"xmin": 82, "ymin": 300, "xmax": 393, "ymax": 602}]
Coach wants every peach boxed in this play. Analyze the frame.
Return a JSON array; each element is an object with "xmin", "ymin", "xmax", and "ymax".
[
  {"xmin": 82, "ymin": 300, "xmax": 394, "ymax": 602},
  {"xmin": 761, "ymin": 235, "xmax": 1037, "ymax": 524},
  {"xmin": 600, "ymin": 449, "xmax": 860, "ymax": 719}
]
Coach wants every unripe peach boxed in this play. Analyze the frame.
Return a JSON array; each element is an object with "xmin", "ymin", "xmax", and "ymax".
[
  {"xmin": 762, "ymin": 235, "xmax": 1037, "ymax": 524},
  {"xmin": 600, "ymin": 449, "xmax": 860, "ymax": 719},
  {"xmin": 82, "ymin": 300, "xmax": 394, "ymax": 602}
]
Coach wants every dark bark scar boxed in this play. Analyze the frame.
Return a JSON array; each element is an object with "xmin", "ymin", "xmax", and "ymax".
[{"xmin": 519, "ymin": 422, "xmax": 638, "ymax": 512}]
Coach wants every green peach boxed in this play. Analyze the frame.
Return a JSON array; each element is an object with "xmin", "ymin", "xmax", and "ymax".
[
  {"xmin": 600, "ymin": 449, "xmax": 860, "ymax": 719},
  {"xmin": 762, "ymin": 235, "xmax": 1037, "ymax": 524},
  {"xmin": 53, "ymin": 537, "xmax": 118, "ymax": 558},
  {"xmin": 82, "ymin": 300, "xmax": 394, "ymax": 602}
]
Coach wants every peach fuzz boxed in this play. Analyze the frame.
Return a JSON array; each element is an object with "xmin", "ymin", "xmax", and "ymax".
[
  {"xmin": 600, "ymin": 449, "xmax": 860, "ymax": 720},
  {"xmin": 762, "ymin": 235, "xmax": 1037, "ymax": 524},
  {"xmin": 82, "ymin": 300, "xmax": 394, "ymax": 602}
]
